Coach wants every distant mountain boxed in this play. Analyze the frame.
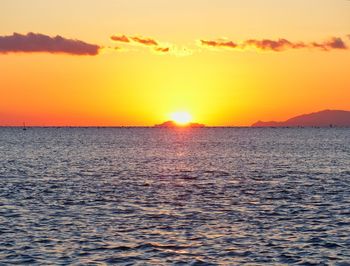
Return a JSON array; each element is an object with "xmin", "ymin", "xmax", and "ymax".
[
  {"xmin": 154, "ymin": 121, "xmax": 205, "ymax": 128},
  {"xmin": 252, "ymin": 110, "xmax": 350, "ymax": 127}
]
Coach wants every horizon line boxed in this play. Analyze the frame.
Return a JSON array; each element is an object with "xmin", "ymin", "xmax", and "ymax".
[
  {"xmin": 0, "ymin": 125, "xmax": 247, "ymax": 128},
  {"xmin": 1, "ymin": 125, "xmax": 349, "ymax": 129}
]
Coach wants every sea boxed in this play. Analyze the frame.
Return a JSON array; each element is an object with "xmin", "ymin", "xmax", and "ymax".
[{"xmin": 0, "ymin": 127, "xmax": 349, "ymax": 265}]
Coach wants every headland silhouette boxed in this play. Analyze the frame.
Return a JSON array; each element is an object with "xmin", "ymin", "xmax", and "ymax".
[{"xmin": 252, "ymin": 110, "xmax": 350, "ymax": 127}]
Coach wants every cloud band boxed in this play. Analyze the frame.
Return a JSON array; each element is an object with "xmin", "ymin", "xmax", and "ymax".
[
  {"xmin": 200, "ymin": 37, "xmax": 348, "ymax": 52},
  {"xmin": 0, "ymin": 32, "xmax": 100, "ymax": 55}
]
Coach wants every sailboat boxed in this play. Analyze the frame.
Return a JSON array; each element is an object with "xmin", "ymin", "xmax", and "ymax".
[{"xmin": 23, "ymin": 122, "xmax": 27, "ymax": 131}]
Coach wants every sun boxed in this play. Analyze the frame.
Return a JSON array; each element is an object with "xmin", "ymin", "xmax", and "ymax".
[{"xmin": 170, "ymin": 111, "xmax": 192, "ymax": 125}]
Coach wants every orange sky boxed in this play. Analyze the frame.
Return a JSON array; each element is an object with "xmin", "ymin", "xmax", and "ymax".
[{"xmin": 1, "ymin": 0, "xmax": 350, "ymax": 126}]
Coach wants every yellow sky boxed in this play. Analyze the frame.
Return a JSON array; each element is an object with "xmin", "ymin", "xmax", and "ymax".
[{"xmin": 0, "ymin": 0, "xmax": 350, "ymax": 126}]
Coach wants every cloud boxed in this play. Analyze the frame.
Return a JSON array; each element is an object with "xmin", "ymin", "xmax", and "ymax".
[
  {"xmin": 111, "ymin": 34, "xmax": 159, "ymax": 46},
  {"xmin": 243, "ymin": 39, "xmax": 307, "ymax": 51},
  {"xmin": 328, "ymin": 37, "xmax": 347, "ymax": 49},
  {"xmin": 154, "ymin": 47, "xmax": 170, "ymax": 53},
  {"xmin": 130, "ymin": 36, "xmax": 158, "ymax": 46},
  {"xmin": 200, "ymin": 36, "xmax": 348, "ymax": 52},
  {"xmin": 111, "ymin": 34, "xmax": 349, "ymax": 55},
  {"xmin": 0, "ymin": 32, "xmax": 100, "ymax": 55},
  {"xmin": 110, "ymin": 35, "xmax": 130, "ymax": 43},
  {"xmin": 311, "ymin": 37, "xmax": 347, "ymax": 50},
  {"xmin": 200, "ymin": 40, "xmax": 238, "ymax": 49},
  {"xmin": 111, "ymin": 34, "xmax": 175, "ymax": 54}
]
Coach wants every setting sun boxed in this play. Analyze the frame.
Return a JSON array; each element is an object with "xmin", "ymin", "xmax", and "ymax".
[{"xmin": 170, "ymin": 112, "xmax": 192, "ymax": 125}]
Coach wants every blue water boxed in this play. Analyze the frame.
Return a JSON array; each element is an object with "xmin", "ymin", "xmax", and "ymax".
[{"xmin": 0, "ymin": 128, "xmax": 349, "ymax": 265}]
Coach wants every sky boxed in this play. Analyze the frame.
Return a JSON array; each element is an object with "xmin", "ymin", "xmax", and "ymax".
[{"xmin": 1, "ymin": 0, "xmax": 350, "ymax": 126}]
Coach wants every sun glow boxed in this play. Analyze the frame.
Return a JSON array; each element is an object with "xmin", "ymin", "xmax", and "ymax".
[{"xmin": 170, "ymin": 112, "xmax": 192, "ymax": 125}]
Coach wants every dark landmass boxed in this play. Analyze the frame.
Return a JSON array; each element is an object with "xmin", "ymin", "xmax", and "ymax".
[
  {"xmin": 154, "ymin": 121, "xmax": 206, "ymax": 128},
  {"xmin": 252, "ymin": 110, "xmax": 350, "ymax": 127}
]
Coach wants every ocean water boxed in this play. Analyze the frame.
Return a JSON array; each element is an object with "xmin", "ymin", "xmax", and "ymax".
[{"xmin": 0, "ymin": 127, "xmax": 349, "ymax": 265}]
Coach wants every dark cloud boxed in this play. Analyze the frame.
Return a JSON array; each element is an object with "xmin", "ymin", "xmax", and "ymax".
[
  {"xmin": 312, "ymin": 37, "xmax": 347, "ymax": 50},
  {"xmin": 0, "ymin": 32, "xmax": 100, "ymax": 55},
  {"xmin": 201, "ymin": 36, "xmax": 348, "ymax": 52},
  {"xmin": 110, "ymin": 35, "xmax": 130, "ymax": 43},
  {"xmin": 243, "ymin": 38, "xmax": 307, "ymax": 51},
  {"xmin": 154, "ymin": 47, "xmax": 170, "ymax": 53},
  {"xmin": 130, "ymin": 36, "xmax": 158, "ymax": 46},
  {"xmin": 200, "ymin": 40, "xmax": 238, "ymax": 49}
]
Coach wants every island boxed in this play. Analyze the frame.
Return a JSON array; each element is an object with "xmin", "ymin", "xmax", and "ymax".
[
  {"xmin": 154, "ymin": 121, "xmax": 206, "ymax": 128},
  {"xmin": 252, "ymin": 110, "xmax": 350, "ymax": 127}
]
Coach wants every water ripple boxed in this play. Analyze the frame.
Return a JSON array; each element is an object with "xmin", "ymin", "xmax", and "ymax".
[{"xmin": 0, "ymin": 128, "xmax": 349, "ymax": 265}]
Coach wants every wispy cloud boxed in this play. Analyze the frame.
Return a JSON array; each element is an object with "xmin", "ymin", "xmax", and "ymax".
[
  {"xmin": 200, "ymin": 36, "xmax": 348, "ymax": 52},
  {"xmin": 311, "ymin": 37, "xmax": 347, "ymax": 50},
  {"xmin": 154, "ymin": 46, "xmax": 170, "ymax": 53},
  {"xmin": 130, "ymin": 36, "xmax": 158, "ymax": 46},
  {"xmin": 0, "ymin": 32, "xmax": 100, "ymax": 55},
  {"xmin": 110, "ymin": 35, "xmax": 130, "ymax": 43},
  {"xmin": 111, "ymin": 35, "xmax": 159, "ymax": 47},
  {"xmin": 200, "ymin": 40, "xmax": 238, "ymax": 49},
  {"xmin": 243, "ymin": 39, "xmax": 306, "ymax": 51},
  {"xmin": 111, "ymin": 34, "xmax": 192, "ymax": 56}
]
